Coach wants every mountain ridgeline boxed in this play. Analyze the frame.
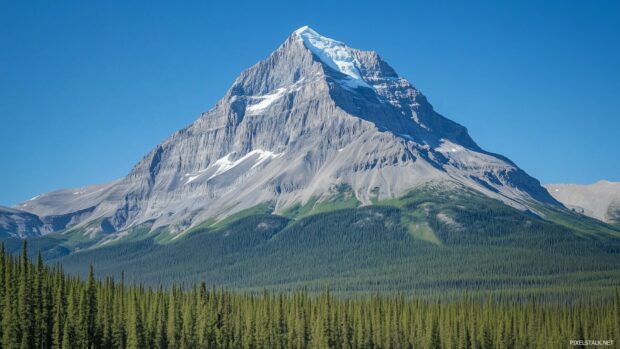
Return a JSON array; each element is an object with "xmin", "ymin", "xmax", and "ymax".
[
  {"xmin": 14, "ymin": 26, "xmax": 557, "ymax": 238},
  {"xmin": 546, "ymin": 180, "xmax": 620, "ymax": 226},
  {"xmin": 2, "ymin": 27, "xmax": 620, "ymax": 294}
]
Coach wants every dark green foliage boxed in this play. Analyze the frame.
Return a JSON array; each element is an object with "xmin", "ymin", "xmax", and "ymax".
[
  {"xmin": 0, "ymin": 245, "xmax": 617, "ymax": 348},
  {"xmin": 30, "ymin": 189, "xmax": 619, "ymax": 298}
]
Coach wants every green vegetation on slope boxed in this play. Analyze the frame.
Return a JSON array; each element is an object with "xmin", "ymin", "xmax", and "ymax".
[
  {"xmin": 209, "ymin": 202, "xmax": 275, "ymax": 229},
  {"xmin": 281, "ymin": 184, "xmax": 360, "ymax": 219},
  {"xmin": 15, "ymin": 187, "xmax": 617, "ymax": 298},
  {"xmin": 1, "ymin": 242, "xmax": 619, "ymax": 349}
]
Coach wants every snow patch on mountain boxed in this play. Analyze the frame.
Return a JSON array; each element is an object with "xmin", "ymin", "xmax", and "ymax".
[
  {"xmin": 436, "ymin": 140, "xmax": 463, "ymax": 154},
  {"xmin": 185, "ymin": 150, "xmax": 285, "ymax": 184},
  {"xmin": 295, "ymin": 26, "xmax": 370, "ymax": 89},
  {"xmin": 247, "ymin": 88, "xmax": 287, "ymax": 113},
  {"xmin": 246, "ymin": 78, "xmax": 307, "ymax": 114}
]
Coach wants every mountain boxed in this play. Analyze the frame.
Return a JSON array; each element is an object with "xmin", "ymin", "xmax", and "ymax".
[
  {"xmin": 13, "ymin": 26, "xmax": 558, "ymax": 241},
  {"xmin": 4, "ymin": 27, "xmax": 620, "ymax": 294},
  {"xmin": 545, "ymin": 180, "xmax": 620, "ymax": 224},
  {"xmin": 7, "ymin": 186, "xmax": 619, "ymax": 294},
  {"xmin": 0, "ymin": 206, "xmax": 45, "ymax": 238},
  {"xmin": 0, "ymin": 203, "xmax": 100, "ymax": 239}
]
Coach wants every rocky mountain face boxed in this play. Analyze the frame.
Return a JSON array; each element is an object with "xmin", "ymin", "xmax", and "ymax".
[
  {"xmin": 13, "ymin": 26, "xmax": 559, "ymax": 238},
  {"xmin": 545, "ymin": 180, "xmax": 620, "ymax": 223},
  {"xmin": 0, "ymin": 203, "xmax": 98, "ymax": 238},
  {"xmin": 0, "ymin": 206, "xmax": 45, "ymax": 238}
]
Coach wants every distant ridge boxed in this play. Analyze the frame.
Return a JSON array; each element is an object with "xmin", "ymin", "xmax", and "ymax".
[{"xmin": 545, "ymin": 180, "xmax": 620, "ymax": 223}]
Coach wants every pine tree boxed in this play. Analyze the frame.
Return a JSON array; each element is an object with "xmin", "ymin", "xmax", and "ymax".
[
  {"xmin": 84, "ymin": 265, "xmax": 98, "ymax": 348},
  {"xmin": 61, "ymin": 291, "xmax": 75, "ymax": 349},
  {"xmin": 195, "ymin": 282, "xmax": 208, "ymax": 349},
  {"xmin": 0, "ymin": 244, "xmax": 5, "ymax": 344},
  {"xmin": 154, "ymin": 290, "xmax": 168, "ymax": 349},
  {"xmin": 18, "ymin": 241, "xmax": 35, "ymax": 349},
  {"xmin": 0, "ymin": 242, "xmax": 617, "ymax": 349},
  {"xmin": 2, "ymin": 255, "xmax": 19, "ymax": 349},
  {"xmin": 127, "ymin": 294, "xmax": 145, "ymax": 349},
  {"xmin": 167, "ymin": 288, "xmax": 180, "ymax": 349},
  {"xmin": 428, "ymin": 318, "xmax": 441, "ymax": 349},
  {"xmin": 614, "ymin": 288, "xmax": 620, "ymax": 347},
  {"xmin": 181, "ymin": 297, "xmax": 196, "ymax": 349},
  {"xmin": 481, "ymin": 323, "xmax": 494, "ymax": 349},
  {"xmin": 309, "ymin": 309, "xmax": 328, "ymax": 349},
  {"xmin": 52, "ymin": 272, "xmax": 65, "ymax": 349},
  {"xmin": 112, "ymin": 273, "xmax": 126, "ymax": 349}
]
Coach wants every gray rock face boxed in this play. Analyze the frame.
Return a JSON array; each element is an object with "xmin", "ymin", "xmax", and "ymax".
[
  {"xmin": 0, "ymin": 203, "xmax": 98, "ymax": 238},
  {"xmin": 14, "ymin": 26, "xmax": 559, "ymax": 237},
  {"xmin": 545, "ymin": 181, "xmax": 620, "ymax": 223},
  {"xmin": 0, "ymin": 206, "xmax": 44, "ymax": 238}
]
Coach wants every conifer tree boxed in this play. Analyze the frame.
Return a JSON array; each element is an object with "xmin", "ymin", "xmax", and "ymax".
[
  {"xmin": 84, "ymin": 265, "xmax": 98, "ymax": 348},
  {"xmin": 18, "ymin": 241, "xmax": 35, "ymax": 349},
  {"xmin": 52, "ymin": 272, "xmax": 65, "ymax": 349},
  {"xmin": 0, "ymin": 244, "xmax": 6, "ymax": 344},
  {"xmin": 181, "ymin": 297, "xmax": 196, "ymax": 349},
  {"xmin": 481, "ymin": 323, "xmax": 494, "ymax": 349},
  {"xmin": 2, "ymin": 256, "xmax": 19, "ymax": 349},
  {"xmin": 309, "ymin": 310, "xmax": 328, "ymax": 349},
  {"xmin": 154, "ymin": 290, "xmax": 168, "ymax": 349},
  {"xmin": 428, "ymin": 318, "xmax": 441, "ymax": 349},
  {"xmin": 0, "ymin": 242, "xmax": 616, "ymax": 349},
  {"xmin": 61, "ymin": 289, "xmax": 75, "ymax": 349},
  {"xmin": 112, "ymin": 272, "xmax": 126, "ymax": 349},
  {"xmin": 195, "ymin": 282, "xmax": 208, "ymax": 349},
  {"xmin": 615, "ymin": 288, "xmax": 620, "ymax": 345},
  {"xmin": 127, "ymin": 294, "xmax": 145, "ymax": 349},
  {"xmin": 167, "ymin": 287, "xmax": 180, "ymax": 349}
]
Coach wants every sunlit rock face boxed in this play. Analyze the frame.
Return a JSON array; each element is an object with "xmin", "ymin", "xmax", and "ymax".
[{"xmin": 15, "ymin": 27, "xmax": 559, "ymax": 237}]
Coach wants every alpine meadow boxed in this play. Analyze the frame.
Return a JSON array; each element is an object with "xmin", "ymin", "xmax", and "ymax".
[{"xmin": 1, "ymin": 4, "xmax": 620, "ymax": 348}]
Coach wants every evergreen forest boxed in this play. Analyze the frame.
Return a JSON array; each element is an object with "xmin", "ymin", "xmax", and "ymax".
[{"xmin": 1, "ymin": 242, "xmax": 618, "ymax": 349}]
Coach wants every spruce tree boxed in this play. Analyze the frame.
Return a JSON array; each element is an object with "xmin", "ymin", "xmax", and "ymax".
[
  {"xmin": 2, "ymin": 256, "xmax": 19, "ymax": 349},
  {"xmin": 18, "ymin": 241, "xmax": 35, "ymax": 349},
  {"xmin": 52, "ymin": 272, "xmax": 65, "ymax": 349},
  {"xmin": 195, "ymin": 282, "xmax": 208, "ymax": 348},
  {"xmin": 181, "ymin": 297, "xmax": 196, "ymax": 349},
  {"xmin": 126, "ymin": 294, "xmax": 145, "ymax": 349},
  {"xmin": 428, "ymin": 318, "xmax": 441, "ymax": 349},
  {"xmin": 85, "ymin": 265, "xmax": 98, "ymax": 348},
  {"xmin": 167, "ymin": 288, "xmax": 180, "ymax": 349}
]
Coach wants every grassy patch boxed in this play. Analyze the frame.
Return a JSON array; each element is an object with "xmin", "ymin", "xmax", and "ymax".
[
  {"xmin": 280, "ymin": 197, "xmax": 318, "ymax": 219},
  {"xmin": 209, "ymin": 202, "xmax": 275, "ymax": 230},
  {"xmin": 281, "ymin": 184, "xmax": 360, "ymax": 219}
]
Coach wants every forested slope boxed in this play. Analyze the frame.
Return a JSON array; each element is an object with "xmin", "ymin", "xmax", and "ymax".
[
  {"xmin": 5, "ymin": 189, "xmax": 620, "ymax": 297},
  {"xmin": 0, "ymin": 242, "xmax": 618, "ymax": 349}
]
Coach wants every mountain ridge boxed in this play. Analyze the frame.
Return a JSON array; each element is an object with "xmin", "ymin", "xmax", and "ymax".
[
  {"xmin": 6, "ymin": 184, "xmax": 618, "ymax": 295},
  {"xmin": 545, "ymin": 180, "xmax": 620, "ymax": 224},
  {"xmin": 13, "ymin": 26, "xmax": 559, "ymax": 239}
]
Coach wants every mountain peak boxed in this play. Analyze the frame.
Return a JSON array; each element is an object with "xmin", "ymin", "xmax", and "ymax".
[
  {"xmin": 292, "ymin": 26, "xmax": 371, "ymax": 89},
  {"xmin": 16, "ymin": 27, "xmax": 561, "ymax": 237},
  {"xmin": 292, "ymin": 25, "xmax": 314, "ymax": 35}
]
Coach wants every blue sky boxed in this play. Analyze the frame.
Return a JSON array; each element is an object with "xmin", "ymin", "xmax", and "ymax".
[{"xmin": 1, "ymin": 0, "xmax": 618, "ymax": 206}]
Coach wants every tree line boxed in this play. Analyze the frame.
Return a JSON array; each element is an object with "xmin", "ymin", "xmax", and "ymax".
[{"xmin": 0, "ymin": 241, "xmax": 619, "ymax": 349}]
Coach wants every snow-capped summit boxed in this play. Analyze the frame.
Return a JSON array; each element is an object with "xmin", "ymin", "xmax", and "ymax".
[
  {"xmin": 294, "ymin": 26, "xmax": 371, "ymax": 88},
  {"xmin": 14, "ymin": 26, "xmax": 560, "ymax": 238}
]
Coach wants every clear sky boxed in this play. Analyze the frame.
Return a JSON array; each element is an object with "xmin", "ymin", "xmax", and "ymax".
[{"xmin": 1, "ymin": 0, "xmax": 618, "ymax": 206}]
